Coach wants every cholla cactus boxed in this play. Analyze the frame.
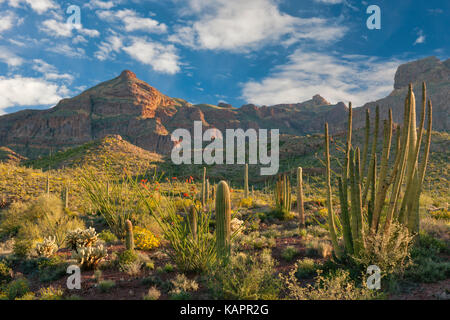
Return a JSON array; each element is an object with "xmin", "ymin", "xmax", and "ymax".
[
  {"xmin": 72, "ymin": 244, "xmax": 107, "ymax": 270},
  {"xmin": 66, "ymin": 227, "xmax": 98, "ymax": 251},
  {"xmin": 36, "ymin": 236, "xmax": 58, "ymax": 258}
]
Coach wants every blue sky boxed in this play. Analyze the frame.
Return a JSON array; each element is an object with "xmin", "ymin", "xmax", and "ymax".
[{"xmin": 0, "ymin": 0, "xmax": 448, "ymax": 114}]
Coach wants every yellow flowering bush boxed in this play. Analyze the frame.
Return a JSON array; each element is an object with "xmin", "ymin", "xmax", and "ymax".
[{"xmin": 134, "ymin": 226, "xmax": 160, "ymax": 251}]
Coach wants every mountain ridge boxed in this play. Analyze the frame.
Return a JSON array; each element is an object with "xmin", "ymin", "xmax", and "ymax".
[{"xmin": 0, "ymin": 56, "xmax": 448, "ymax": 158}]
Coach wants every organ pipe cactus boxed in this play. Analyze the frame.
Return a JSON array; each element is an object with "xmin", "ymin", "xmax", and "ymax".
[
  {"xmin": 201, "ymin": 167, "xmax": 207, "ymax": 207},
  {"xmin": 297, "ymin": 167, "xmax": 305, "ymax": 228},
  {"xmin": 274, "ymin": 174, "xmax": 292, "ymax": 213},
  {"xmin": 215, "ymin": 181, "xmax": 231, "ymax": 259},
  {"xmin": 188, "ymin": 205, "xmax": 198, "ymax": 242},
  {"xmin": 325, "ymin": 82, "xmax": 433, "ymax": 259},
  {"xmin": 125, "ymin": 219, "xmax": 135, "ymax": 251}
]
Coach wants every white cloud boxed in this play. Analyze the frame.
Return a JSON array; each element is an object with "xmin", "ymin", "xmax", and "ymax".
[
  {"xmin": 0, "ymin": 76, "xmax": 69, "ymax": 114},
  {"xmin": 0, "ymin": 47, "xmax": 24, "ymax": 67},
  {"xmin": 4, "ymin": 0, "xmax": 58, "ymax": 14},
  {"xmin": 94, "ymin": 35, "xmax": 123, "ymax": 61},
  {"xmin": 169, "ymin": 0, "xmax": 347, "ymax": 51},
  {"xmin": 242, "ymin": 50, "xmax": 401, "ymax": 107},
  {"xmin": 97, "ymin": 9, "xmax": 167, "ymax": 33},
  {"xmin": 41, "ymin": 19, "xmax": 100, "ymax": 38},
  {"xmin": 414, "ymin": 30, "xmax": 426, "ymax": 45},
  {"xmin": 46, "ymin": 44, "xmax": 86, "ymax": 58},
  {"xmin": 84, "ymin": 0, "xmax": 118, "ymax": 10},
  {"xmin": 0, "ymin": 11, "xmax": 22, "ymax": 34},
  {"xmin": 123, "ymin": 37, "xmax": 181, "ymax": 74},
  {"xmin": 32, "ymin": 59, "xmax": 74, "ymax": 82}
]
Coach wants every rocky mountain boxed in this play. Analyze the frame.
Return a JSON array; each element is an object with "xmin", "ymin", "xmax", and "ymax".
[
  {"xmin": 0, "ymin": 57, "xmax": 448, "ymax": 158},
  {"xmin": 352, "ymin": 57, "xmax": 449, "ymax": 131},
  {"xmin": 0, "ymin": 71, "xmax": 347, "ymax": 157}
]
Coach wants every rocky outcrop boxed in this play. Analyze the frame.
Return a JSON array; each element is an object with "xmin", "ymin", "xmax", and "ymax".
[{"xmin": 355, "ymin": 57, "xmax": 449, "ymax": 132}]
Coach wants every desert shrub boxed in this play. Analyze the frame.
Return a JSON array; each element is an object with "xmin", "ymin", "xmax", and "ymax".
[
  {"xmin": 72, "ymin": 244, "xmax": 107, "ymax": 270},
  {"xmin": 269, "ymin": 208, "xmax": 295, "ymax": 221},
  {"xmin": 134, "ymin": 226, "xmax": 160, "ymax": 250},
  {"xmin": 37, "ymin": 256, "xmax": 68, "ymax": 282},
  {"xmin": 305, "ymin": 239, "xmax": 332, "ymax": 258},
  {"xmin": 306, "ymin": 225, "xmax": 329, "ymax": 238},
  {"xmin": 209, "ymin": 249, "xmax": 281, "ymax": 300},
  {"xmin": 13, "ymin": 239, "xmax": 35, "ymax": 258},
  {"xmin": 143, "ymin": 286, "xmax": 161, "ymax": 300},
  {"xmin": 169, "ymin": 274, "xmax": 199, "ymax": 298},
  {"xmin": 15, "ymin": 292, "xmax": 35, "ymax": 300},
  {"xmin": 117, "ymin": 249, "xmax": 142, "ymax": 275},
  {"xmin": 6, "ymin": 278, "xmax": 30, "ymax": 300},
  {"xmin": 65, "ymin": 227, "xmax": 98, "ymax": 251},
  {"xmin": 295, "ymin": 258, "xmax": 319, "ymax": 279},
  {"xmin": 281, "ymin": 246, "xmax": 300, "ymax": 262},
  {"xmin": 38, "ymin": 286, "xmax": 64, "ymax": 300},
  {"xmin": 0, "ymin": 195, "xmax": 84, "ymax": 246},
  {"xmin": 0, "ymin": 261, "xmax": 12, "ymax": 284},
  {"xmin": 352, "ymin": 223, "xmax": 414, "ymax": 276},
  {"xmin": 98, "ymin": 280, "xmax": 116, "ymax": 293},
  {"xmin": 98, "ymin": 229, "xmax": 118, "ymax": 243},
  {"xmin": 284, "ymin": 269, "xmax": 381, "ymax": 300},
  {"xmin": 404, "ymin": 234, "xmax": 450, "ymax": 283},
  {"xmin": 35, "ymin": 236, "xmax": 58, "ymax": 258},
  {"xmin": 237, "ymin": 231, "xmax": 276, "ymax": 250}
]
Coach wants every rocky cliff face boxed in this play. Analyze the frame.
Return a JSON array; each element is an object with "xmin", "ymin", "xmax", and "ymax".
[
  {"xmin": 354, "ymin": 57, "xmax": 449, "ymax": 131},
  {"xmin": 0, "ymin": 56, "xmax": 448, "ymax": 158}
]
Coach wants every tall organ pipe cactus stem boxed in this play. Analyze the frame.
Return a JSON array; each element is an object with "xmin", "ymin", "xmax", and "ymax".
[
  {"xmin": 297, "ymin": 167, "xmax": 305, "ymax": 228},
  {"xmin": 215, "ymin": 181, "xmax": 232, "ymax": 259},
  {"xmin": 324, "ymin": 123, "xmax": 342, "ymax": 259},
  {"xmin": 325, "ymin": 82, "xmax": 432, "ymax": 260},
  {"xmin": 201, "ymin": 167, "xmax": 207, "ymax": 207}
]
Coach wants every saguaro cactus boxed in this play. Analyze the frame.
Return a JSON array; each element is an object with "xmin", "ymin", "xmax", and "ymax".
[
  {"xmin": 297, "ymin": 167, "xmax": 305, "ymax": 228},
  {"xmin": 244, "ymin": 164, "xmax": 249, "ymax": 198},
  {"xmin": 215, "ymin": 181, "xmax": 232, "ymax": 258},
  {"xmin": 125, "ymin": 220, "xmax": 134, "ymax": 251}
]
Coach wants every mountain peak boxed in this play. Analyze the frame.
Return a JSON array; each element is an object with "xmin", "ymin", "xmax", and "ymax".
[
  {"xmin": 312, "ymin": 94, "xmax": 330, "ymax": 106},
  {"xmin": 119, "ymin": 70, "xmax": 137, "ymax": 80}
]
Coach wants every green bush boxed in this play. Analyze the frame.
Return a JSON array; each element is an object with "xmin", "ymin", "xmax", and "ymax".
[
  {"xmin": 98, "ymin": 280, "xmax": 116, "ymax": 293},
  {"xmin": 284, "ymin": 269, "xmax": 382, "ymax": 300},
  {"xmin": 0, "ymin": 261, "xmax": 12, "ymax": 284},
  {"xmin": 209, "ymin": 249, "xmax": 281, "ymax": 300},
  {"xmin": 6, "ymin": 278, "xmax": 30, "ymax": 300},
  {"xmin": 38, "ymin": 286, "xmax": 64, "ymax": 300},
  {"xmin": 281, "ymin": 246, "xmax": 300, "ymax": 262},
  {"xmin": 98, "ymin": 229, "xmax": 118, "ymax": 244},
  {"xmin": 1, "ymin": 195, "xmax": 84, "ymax": 246},
  {"xmin": 295, "ymin": 258, "xmax": 319, "ymax": 279}
]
